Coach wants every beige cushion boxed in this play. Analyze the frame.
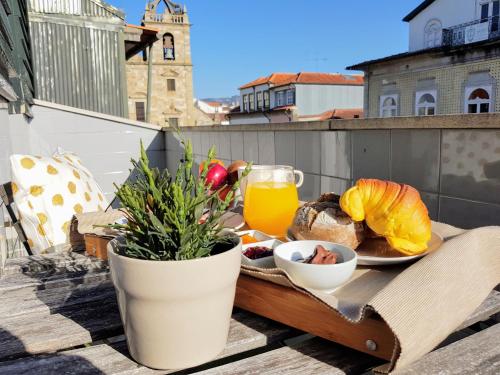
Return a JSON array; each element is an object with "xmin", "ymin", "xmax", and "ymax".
[{"xmin": 10, "ymin": 151, "xmax": 108, "ymax": 254}]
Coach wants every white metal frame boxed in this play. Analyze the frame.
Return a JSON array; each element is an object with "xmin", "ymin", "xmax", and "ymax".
[
  {"xmin": 379, "ymin": 94, "xmax": 398, "ymax": 117},
  {"xmin": 464, "ymin": 85, "xmax": 492, "ymax": 113},
  {"xmin": 415, "ymin": 90, "xmax": 437, "ymax": 116}
]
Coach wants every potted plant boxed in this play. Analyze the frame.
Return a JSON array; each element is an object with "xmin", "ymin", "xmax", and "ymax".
[{"xmin": 107, "ymin": 139, "xmax": 250, "ymax": 370}]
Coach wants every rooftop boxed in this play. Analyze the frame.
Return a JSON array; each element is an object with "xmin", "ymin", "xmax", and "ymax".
[
  {"xmin": 347, "ymin": 36, "xmax": 500, "ymax": 70},
  {"xmin": 239, "ymin": 72, "xmax": 364, "ymax": 90}
]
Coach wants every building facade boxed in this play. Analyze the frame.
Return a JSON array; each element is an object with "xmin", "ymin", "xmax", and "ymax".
[
  {"xmin": 126, "ymin": 0, "xmax": 199, "ymax": 127},
  {"xmin": 28, "ymin": 0, "xmax": 128, "ymax": 117},
  {"xmin": 349, "ymin": 0, "xmax": 500, "ymax": 118},
  {"xmin": 228, "ymin": 72, "xmax": 364, "ymax": 125}
]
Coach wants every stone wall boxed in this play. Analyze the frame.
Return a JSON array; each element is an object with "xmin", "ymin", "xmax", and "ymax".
[{"xmin": 165, "ymin": 114, "xmax": 500, "ymax": 229}]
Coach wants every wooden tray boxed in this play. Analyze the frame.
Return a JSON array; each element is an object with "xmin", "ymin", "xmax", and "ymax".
[{"xmin": 235, "ymin": 274, "xmax": 396, "ymax": 360}]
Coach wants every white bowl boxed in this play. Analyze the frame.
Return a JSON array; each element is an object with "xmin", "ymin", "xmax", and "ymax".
[
  {"xmin": 241, "ymin": 239, "xmax": 282, "ymax": 268},
  {"xmin": 273, "ymin": 241, "xmax": 357, "ymax": 293}
]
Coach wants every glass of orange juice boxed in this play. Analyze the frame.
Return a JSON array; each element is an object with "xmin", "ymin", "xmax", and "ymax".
[{"xmin": 243, "ymin": 165, "xmax": 304, "ymax": 237}]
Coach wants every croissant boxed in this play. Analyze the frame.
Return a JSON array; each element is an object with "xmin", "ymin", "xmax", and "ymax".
[{"xmin": 340, "ymin": 179, "xmax": 431, "ymax": 255}]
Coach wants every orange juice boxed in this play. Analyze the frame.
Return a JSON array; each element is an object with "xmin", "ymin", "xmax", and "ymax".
[{"xmin": 243, "ymin": 181, "xmax": 299, "ymax": 236}]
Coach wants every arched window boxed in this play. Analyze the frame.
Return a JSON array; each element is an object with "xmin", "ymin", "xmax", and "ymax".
[
  {"xmin": 424, "ymin": 19, "xmax": 442, "ymax": 48},
  {"xmin": 163, "ymin": 33, "xmax": 175, "ymax": 60},
  {"xmin": 380, "ymin": 95, "xmax": 398, "ymax": 117},
  {"xmin": 466, "ymin": 88, "xmax": 491, "ymax": 113},
  {"xmin": 416, "ymin": 91, "xmax": 437, "ymax": 116}
]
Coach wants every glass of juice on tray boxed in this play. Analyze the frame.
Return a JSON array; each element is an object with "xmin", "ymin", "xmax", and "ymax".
[{"xmin": 243, "ymin": 165, "xmax": 303, "ymax": 237}]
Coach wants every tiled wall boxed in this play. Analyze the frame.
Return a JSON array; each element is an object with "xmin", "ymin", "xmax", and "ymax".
[{"xmin": 166, "ymin": 127, "xmax": 500, "ymax": 229}]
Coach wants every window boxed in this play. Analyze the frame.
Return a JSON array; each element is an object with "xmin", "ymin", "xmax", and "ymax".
[
  {"xmin": 168, "ymin": 117, "xmax": 179, "ymax": 127},
  {"xmin": 286, "ymin": 90, "xmax": 295, "ymax": 105},
  {"xmin": 242, "ymin": 94, "xmax": 248, "ymax": 112},
  {"xmin": 479, "ymin": 1, "xmax": 500, "ymax": 30},
  {"xmin": 466, "ymin": 87, "xmax": 491, "ymax": 113},
  {"xmin": 167, "ymin": 79, "xmax": 176, "ymax": 92},
  {"xmin": 493, "ymin": 1, "xmax": 500, "ymax": 32},
  {"xmin": 263, "ymin": 90, "xmax": 270, "ymax": 109},
  {"xmin": 424, "ymin": 19, "xmax": 442, "ymax": 48},
  {"xmin": 379, "ymin": 95, "xmax": 398, "ymax": 117},
  {"xmin": 415, "ymin": 91, "xmax": 437, "ymax": 116},
  {"xmin": 276, "ymin": 91, "xmax": 285, "ymax": 106},
  {"xmin": 481, "ymin": 2, "xmax": 490, "ymax": 22},
  {"xmin": 256, "ymin": 91, "xmax": 263, "ymax": 110},
  {"xmin": 135, "ymin": 101, "xmax": 145, "ymax": 122},
  {"xmin": 163, "ymin": 33, "xmax": 175, "ymax": 60},
  {"xmin": 249, "ymin": 93, "xmax": 255, "ymax": 111}
]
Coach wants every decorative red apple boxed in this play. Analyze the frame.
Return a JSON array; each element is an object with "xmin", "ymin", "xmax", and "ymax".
[{"xmin": 205, "ymin": 163, "xmax": 228, "ymax": 190}]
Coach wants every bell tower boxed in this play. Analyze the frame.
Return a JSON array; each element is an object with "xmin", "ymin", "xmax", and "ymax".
[{"xmin": 126, "ymin": 0, "xmax": 195, "ymax": 126}]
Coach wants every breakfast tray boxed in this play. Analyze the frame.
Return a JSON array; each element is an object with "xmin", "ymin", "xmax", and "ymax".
[
  {"xmin": 234, "ymin": 273, "xmax": 395, "ymax": 360},
  {"xmin": 233, "ymin": 222, "xmax": 500, "ymax": 373}
]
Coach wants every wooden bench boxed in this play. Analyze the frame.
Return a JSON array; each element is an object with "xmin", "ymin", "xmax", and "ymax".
[{"xmin": 0, "ymin": 253, "xmax": 498, "ymax": 374}]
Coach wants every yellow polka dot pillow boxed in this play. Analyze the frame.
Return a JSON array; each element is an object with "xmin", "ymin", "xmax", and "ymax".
[{"xmin": 10, "ymin": 151, "xmax": 108, "ymax": 254}]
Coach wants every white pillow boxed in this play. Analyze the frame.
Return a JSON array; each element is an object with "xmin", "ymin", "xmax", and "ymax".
[{"xmin": 10, "ymin": 151, "xmax": 109, "ymax": 254}]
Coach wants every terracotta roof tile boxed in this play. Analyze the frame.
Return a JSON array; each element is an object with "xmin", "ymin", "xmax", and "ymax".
[
  {"xmin": 299, "ymin": 108, "xmax": 364, "ymax": 121},
  {"xmin": 239, "ymin": 72, "xmax": 363, "ymax": 89},
  {"xmin": 296, "ymin": 72, "xmax": 364, "ymax": 86}
]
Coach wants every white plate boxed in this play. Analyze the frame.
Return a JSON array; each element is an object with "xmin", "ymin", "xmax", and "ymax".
[{"xmin": 286, "ymin": 230, "xmax": 443, "ymax": 266}]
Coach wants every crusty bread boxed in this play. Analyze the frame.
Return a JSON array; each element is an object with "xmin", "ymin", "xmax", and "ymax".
[{"xmin": 290, "ymin": 193, "xmax": 364, "ymax": 249}]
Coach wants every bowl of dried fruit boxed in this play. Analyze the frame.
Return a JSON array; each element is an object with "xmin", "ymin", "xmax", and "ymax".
[
  {"xmin": 241, "ymin": 239, "xmax": 282, "ymax": 268},
  {"xmin": 273, "ymin": 241, "xmax": 357, "ymax": 293}
]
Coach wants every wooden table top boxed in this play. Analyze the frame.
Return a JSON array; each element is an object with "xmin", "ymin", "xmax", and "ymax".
[{"xmin": 0, "ymin": 252, "xmax": 499, "ymax": 375}]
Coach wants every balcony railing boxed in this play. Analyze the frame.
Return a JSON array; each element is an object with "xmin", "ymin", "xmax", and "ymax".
[
  {"xmin": 442, "ymin": 16, "xmax": 500, "ymax": 47},
  {"xmin": 144, "ymin": 13, "xmax": 185, "ymax": 24}
]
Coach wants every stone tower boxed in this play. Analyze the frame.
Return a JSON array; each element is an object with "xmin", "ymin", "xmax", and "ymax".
[{"xmin": 126, "ymin": 0, "xmax": 195, "ymax": 126}]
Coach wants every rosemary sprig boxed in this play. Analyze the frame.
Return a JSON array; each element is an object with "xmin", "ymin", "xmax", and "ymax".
[{"xmin": 110, "ymin": 137, "xmax": 251, "ymax": 261}]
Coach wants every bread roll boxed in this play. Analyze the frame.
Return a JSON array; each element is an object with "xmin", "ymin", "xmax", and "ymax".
[{"xmin": 290, "ymin": 193, "xmax": 364, "ymax": 249}]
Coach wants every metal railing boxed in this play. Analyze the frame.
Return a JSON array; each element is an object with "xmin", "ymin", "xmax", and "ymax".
[{"xmin": 442, "ymin": 16, "xmax": 500, "ymax": 47}]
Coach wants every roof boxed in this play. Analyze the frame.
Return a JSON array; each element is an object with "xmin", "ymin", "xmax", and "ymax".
[
  {"xmin": 124, "ymin": 24, "xmax": 159, "ymax": 60},
  {"xmin": 403, "ymin": 0, "xmax": 436, "ymax": 22},
  {"xmin": 347, "ymin": 36, "xmax": 500, "ymax": 71},
  {"xmin": 205, "ymin": 101, "xmax": 223, "ymax": 107},
  {"xmin": 239, "ymin": 72, "xmax": 364, "ymax": 89},
  {"xmin": 299, "ymin": 108, "xmax": 364, "ymax": 121}
]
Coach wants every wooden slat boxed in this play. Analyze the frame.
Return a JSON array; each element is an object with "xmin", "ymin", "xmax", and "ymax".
[
  {"xmin": 235, "ymin": 275, "xmax": 396, "ymax": 360},
  {"xmin": 457, "ymin": 290, "xmax": 500, "ymax": 330},
  {"xmin": 0, "ymin": 311, "xmax": 298, "ymax": 374},
  {"xmin": 393, "ymin": 323, "xmax": 500, "ymax": 374},
  {"xmin": 0, "ymin": 280, "xmax": 115, "ymax": 321},
  {"xmin": 0, "ymin": 296, "xmax": 122, "ymax": 360},
  {"xmin": 192, "ymin": 336, "xmax": 383, "ymax": 375},
  {"xmin": 1, "ymin": 252, "xmax": 106, "ymax": 277},
  {"xmin": 0, "ymin": 264, "xmax": 109, "ymax": 293}
]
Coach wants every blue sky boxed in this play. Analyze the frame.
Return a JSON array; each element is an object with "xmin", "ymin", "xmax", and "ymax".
[{"xmin": 111, "ymin": 0, "xmax": 423, "ymax": 98}]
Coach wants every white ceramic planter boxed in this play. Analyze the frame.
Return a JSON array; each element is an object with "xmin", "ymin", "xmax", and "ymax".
[{"xmin": 107, "ymin": 237, "xmax": 241, "ymax": 370}]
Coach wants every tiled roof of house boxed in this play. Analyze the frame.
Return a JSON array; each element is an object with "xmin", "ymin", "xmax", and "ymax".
[
  {"xmin": 295, "ymin": 72, "xmax": 364, "ymax": 86},
  {"xmin": 239, "ymin": 72, "xmax": 364, "ymax": 89},
  {"xmin": 299, "ymin": 108, "xmax": 364, "ymax": 121},
  {"xmin": 205, "ymin": 101, "xmax": 222, "ymax": 107}
]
